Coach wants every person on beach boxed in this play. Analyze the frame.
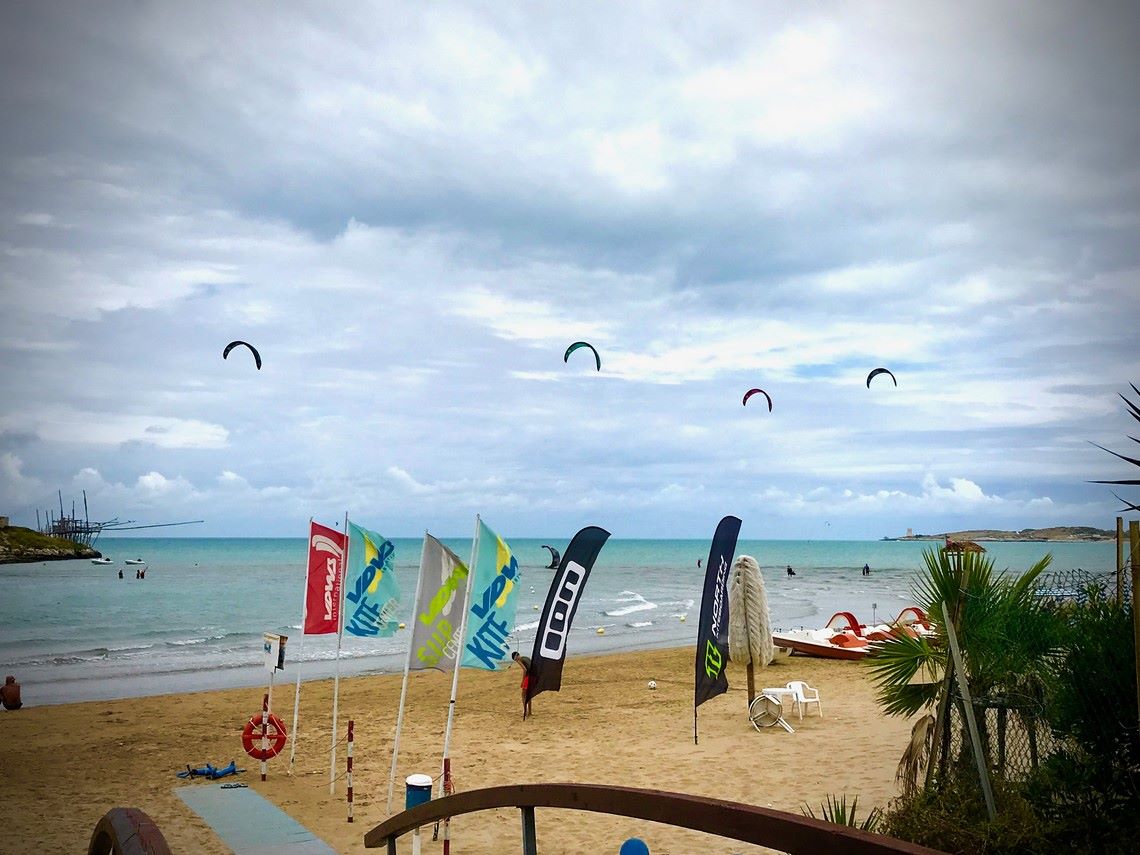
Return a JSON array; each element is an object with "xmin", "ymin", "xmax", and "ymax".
[
  {"xmin": 1, "ymin": 675, "xmax": 22, "ymax": 710},
  {"xmin": 786, "ymin": 565, "xmax": 795, "ymax": 576},
  {"xmin": 511, "ymin": 651, "xmax": 533, "ymax": 720}
]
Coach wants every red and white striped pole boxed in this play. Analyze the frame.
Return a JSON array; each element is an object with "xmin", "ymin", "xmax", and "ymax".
[
  {"xmin": 346, "ymin": 720, "xmax": 355, "ymax": 823},
  {"xmin": 260, "ymin": 693, "xmax": 269, "ymax": 782},
  {"xmin": 442, "ymin": 757, "xmax": 452, "ymax": 855}
]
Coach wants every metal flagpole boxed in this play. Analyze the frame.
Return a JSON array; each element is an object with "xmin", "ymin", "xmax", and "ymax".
[
  {"xmin": 386, "ymin": 532, "xmax": 428, "ymax": 814},
  {"xmin": 440, "ymin": 516, "xmax": 480, "ymax": 779},
  {"xmin": 434, "ymin": 514, "xmax": 480, "ymax": 850},
  {"xmin": 289, "ymin": 518, "xmax": 313, "ymax": 775},
  {"xmin": 330, "ymin": 512, "xmax": 349, "ymax": 795}
]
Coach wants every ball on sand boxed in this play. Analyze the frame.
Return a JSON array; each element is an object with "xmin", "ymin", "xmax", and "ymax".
[
  {"xmin": 398, "ymin": 623, "xmax": 406, "ymax": 629},
  {"xmin": 647, "ymin": 680, "xmax": 657, "ymax": 690}
]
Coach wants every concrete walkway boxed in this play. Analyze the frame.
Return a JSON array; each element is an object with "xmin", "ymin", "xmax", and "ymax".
[{"xmin": 176, "ymin": 783, "xmax": 337, "ymax": 855}]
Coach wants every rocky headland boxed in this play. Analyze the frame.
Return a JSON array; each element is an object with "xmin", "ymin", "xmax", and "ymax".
[
  {"xmin": 889, "ymin": 526, "xmax": 1115, "ymax": 543},
  {"xmin": 0, "ymin": 526, "xmax": 100, "ymax": 564}
]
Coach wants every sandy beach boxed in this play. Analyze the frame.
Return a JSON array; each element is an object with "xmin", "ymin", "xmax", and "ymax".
[{"xmin": 0, "ymin": 647, "xmax": 914, "ymax": 853}]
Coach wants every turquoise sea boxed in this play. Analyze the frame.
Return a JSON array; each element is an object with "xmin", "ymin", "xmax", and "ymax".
[{"xmin": 0, "ymin": 536, "xmax": 1115, "ymax": 706}]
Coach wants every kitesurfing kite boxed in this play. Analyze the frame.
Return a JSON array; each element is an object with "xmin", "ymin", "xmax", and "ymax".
[
  {"xmin": 865, "ymin": 367, "xmax": 896, "ymax": 388},
  {"xmin": 541, "ymin": 544, "xmax": 561, "ymax": 569},
  {"xmin": 564, "ymin": 341, "xmax": 601, "ymax": 371},
  {"xmin": 223, "ymin": 340, "xmax": 262, "ymax": 370},
  {"xmin": 742, "ymin": 388, "xmax": 773, "ymax": 411}
]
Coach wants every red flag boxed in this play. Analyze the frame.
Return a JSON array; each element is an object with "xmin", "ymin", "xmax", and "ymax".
[{"xmin": 304, "ymin": 521, "xmax": 346, "ymax": 635}]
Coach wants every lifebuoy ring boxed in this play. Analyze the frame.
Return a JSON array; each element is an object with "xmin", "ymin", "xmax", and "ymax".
[{"xmin": 241, "ymin": 712, "xmax": 288, "ymax": 761}]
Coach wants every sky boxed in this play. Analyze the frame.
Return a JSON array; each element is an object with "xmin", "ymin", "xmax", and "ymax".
[{"xmin": 2, "ymin": 1, "xmax": 1139, "ymax": 540}]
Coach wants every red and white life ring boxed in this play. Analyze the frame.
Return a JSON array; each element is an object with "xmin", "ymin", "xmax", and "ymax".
[{"xmin": 241, "ymin": 711, "xmax": 288, "ymax": 761}]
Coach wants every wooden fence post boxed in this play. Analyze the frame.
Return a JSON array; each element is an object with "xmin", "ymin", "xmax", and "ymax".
[
  {"xmin": 1117, "ymin": 517, "xmax": 1125, "ymax": 605},
  {"xmin": 1129, "ymin": 521, "xmax": 1139, "ymax": 731}
]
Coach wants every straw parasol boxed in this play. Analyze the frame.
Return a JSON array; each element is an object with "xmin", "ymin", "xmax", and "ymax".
[
  {"xmin": 728, "ymin": 554, "xmax": 774, "ymax": 705},
  {"xmin": 941, "ymin": 538, "xmax": 986, "ymax": 554}
]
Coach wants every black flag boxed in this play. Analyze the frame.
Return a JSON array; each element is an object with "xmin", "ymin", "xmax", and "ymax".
[
  {"xmin": 694, "ymin": 515, "xmax": 741, "ymax": 710},
  {"xmin": 526, "ymin": 525, "xmax": 611, "ymax": 702}
]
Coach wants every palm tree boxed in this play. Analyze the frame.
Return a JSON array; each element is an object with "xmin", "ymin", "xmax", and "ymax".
[
  {"xmin": 1090, "ymin": 382, "xmax": 1140, "ymax": 513},
  {"xmin": 866, "ymin": 545, "xmax": 1055, "ymax": 789}
]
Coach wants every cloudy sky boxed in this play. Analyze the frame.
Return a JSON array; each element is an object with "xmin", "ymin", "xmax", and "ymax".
[{"xmin": 2, "ymin": 1, "xmax": 1138, "ymax": 539}]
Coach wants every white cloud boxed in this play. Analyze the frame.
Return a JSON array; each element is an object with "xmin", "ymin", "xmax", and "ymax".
[{"xmin": 0, "ymin": 410, "xmax": 228, "ymax": 449}]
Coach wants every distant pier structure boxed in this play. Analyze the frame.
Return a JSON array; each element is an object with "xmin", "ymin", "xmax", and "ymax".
[{"xmin": 36, "ymin": 490, "xmax": 203, "ymax": 547}]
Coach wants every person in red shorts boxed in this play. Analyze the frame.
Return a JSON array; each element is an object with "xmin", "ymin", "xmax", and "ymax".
[{"xmin": 511, "ymin": 651, "xmax": 533, "ymax": 720}]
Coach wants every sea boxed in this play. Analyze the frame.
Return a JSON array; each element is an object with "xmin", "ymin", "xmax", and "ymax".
[{"xmin": 0, "ymin": 537, "xmax": 1116, "ymax": 706}]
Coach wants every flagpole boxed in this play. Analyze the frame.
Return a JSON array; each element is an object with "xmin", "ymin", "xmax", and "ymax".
[
  {"xmin": 386, "ymin": 532, "xmax": 428, "ymax": 814},
  {"xmin": 289, "ymin": 518, "xmax": 314, "ymax": 775},
  {"xmin": 330, "ymin": 512, "xmax": 349, "ymax": 795},
  {"xmin": 439, "ymin": 515, "xmax": 480, "ymax": 794}
]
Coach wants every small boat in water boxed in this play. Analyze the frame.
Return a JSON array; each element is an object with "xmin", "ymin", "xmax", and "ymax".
[
  {"xmin": 124, "ymin": 558, "xmax": 146, "ymax": 565},
  {"xmin": 772, "ymin": 607, "xmax": 934, "ymax": 661},
  {"xmin": 91, "ymin": 557, "xmax": 113, "ymax": 565}
]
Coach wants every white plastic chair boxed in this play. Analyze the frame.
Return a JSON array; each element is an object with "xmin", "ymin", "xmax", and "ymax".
[{"xmin": 785, "ymin": 680, "xmax": 822, "ymax": 720}]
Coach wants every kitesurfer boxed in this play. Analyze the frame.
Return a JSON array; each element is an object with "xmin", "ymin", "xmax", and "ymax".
[
  {"xmin": 511, "ymin": 651, "xmax": 533, "ymax": 720},
  {"xmin": 1, "ymin": 675, "xmax": 22, "ymax": 710}
]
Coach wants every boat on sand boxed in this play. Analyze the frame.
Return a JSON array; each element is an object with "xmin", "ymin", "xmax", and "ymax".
[{"xmin": 772, "ymin": 607, "xmax": 933, "ymax": 661}]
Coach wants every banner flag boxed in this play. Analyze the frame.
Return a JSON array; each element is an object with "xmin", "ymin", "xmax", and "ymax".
[
  {"xmin": 694, "ymin": 515, "xmax": 742, "ymax": 709},
  {"xmin": 460, "ymin": 518, "xmax": 521, "ymax": 670},
  {"xmin": 409, "ymin": 535, "xmax": 470, "ymax": 672},
  {"xmin": 303, "ymin": 521, "xmax": 347, "ymax": 635},
  {"xmin": 344, "ymin": 522, "xmax": 401, "ymax": 637},
  {"xmin": 526, "ymin": 526, "xmax": 610, "ymax": 702}
]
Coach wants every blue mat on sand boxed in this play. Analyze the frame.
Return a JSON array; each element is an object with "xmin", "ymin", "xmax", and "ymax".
[{"xmin": 176, "ymin": 783, "xmax": 336, "ymax": 855}]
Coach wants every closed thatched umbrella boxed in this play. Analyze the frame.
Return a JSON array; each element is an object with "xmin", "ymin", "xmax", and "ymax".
[
  {"xmin": 941, "ymin": 538, "xmax": 986, "ymax": 555},
  {"xmin": 728, "ymin": 554, "xmax": 774, "ymax": 705}
]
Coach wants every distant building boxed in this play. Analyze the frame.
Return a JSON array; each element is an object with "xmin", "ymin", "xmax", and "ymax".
[
  {"xmin": 905, "ymin": 527, "xmax": 913, "ymax": 538},
  {"xmin": 0, "ymin": 515, "xmax": 8, "ymax": 528}
]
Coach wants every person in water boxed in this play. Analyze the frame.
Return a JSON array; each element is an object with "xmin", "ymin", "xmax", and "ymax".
[
  {"xmin": 511, "ymin": 651, "xmax": 533, "ymax": 720},
  {"xmin": 862, "ymin": 563, "xmax": 870, "ymax": 576},
  {"xmin": 118, "ymin": 568, "xmax": 123, "ymax": 579},
  {"xmin": 1, "ymin": 675, "xmax": 22, "ymax": 710},
  {"xmin": 786, "ymin": 565, "xmax": 796, "ymax": 577}
]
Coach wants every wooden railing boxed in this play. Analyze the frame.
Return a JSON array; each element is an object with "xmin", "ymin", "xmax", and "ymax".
[
  {"xmin": 364, "ymin": 783, "xmax": 947, "ymax": 854},
  {"xmin": 88, "ymin": 807, "xmax": 172, "ymax": 855}
]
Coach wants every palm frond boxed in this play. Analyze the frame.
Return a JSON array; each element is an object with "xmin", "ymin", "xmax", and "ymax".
[
  {"xmin": 896, "ymin": 713, "xmax": 936, "ymax": 795},
  {"xmin": 1088, "ymin": 441, "xmax": 1140, "ymax": 468},
  {"xmin": 801, "ymin": 794, "xmax": 883, "ymax": 832}
]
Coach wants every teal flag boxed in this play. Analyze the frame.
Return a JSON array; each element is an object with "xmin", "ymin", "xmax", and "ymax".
[
  {"xmin": 344, "ymin": 521, "xmax": 401, "ymax": 637},
  {"xmin": 460, "ymin": 518, "xmax": 521, "ymax": 669}
]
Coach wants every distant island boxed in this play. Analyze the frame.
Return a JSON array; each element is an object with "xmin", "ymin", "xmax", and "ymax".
[
  {"xmin": 886, "ymin": 526, "xmax": 1115, "ymax": 543},
  {"xmin": 0, "ymin": 525, "xmax": 100, "ymax": 564}
]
